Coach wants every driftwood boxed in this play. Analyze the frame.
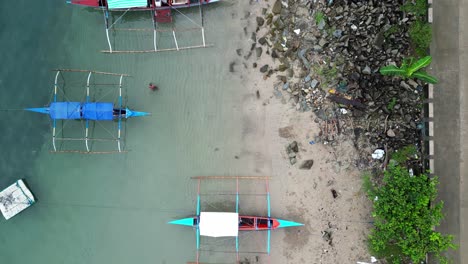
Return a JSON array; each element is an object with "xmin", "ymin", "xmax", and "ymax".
[{"xmin": 328, "ymin": 95, "xmax": 366, "ymax": 109}]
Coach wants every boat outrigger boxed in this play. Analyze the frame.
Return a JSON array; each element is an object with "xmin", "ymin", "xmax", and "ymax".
[
  {"xmin": 67, "ymin": 0, "xmax": 220, "ymax": 53},
  {"xmin": 169, "ymin": 176, "xmax": 303, "ymax": 263},
  {"xmin": 26, "ymin": 69, "xmax": 150, "ymax": 154}
]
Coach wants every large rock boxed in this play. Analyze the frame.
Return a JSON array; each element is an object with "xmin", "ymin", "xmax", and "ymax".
[
  {"xmin": 256, "ymin": 16, "xmax": 265, "ymax": 27},
  {"xmin": 272, "ymin": 0, "xmax": 282, "ymax": 14}
]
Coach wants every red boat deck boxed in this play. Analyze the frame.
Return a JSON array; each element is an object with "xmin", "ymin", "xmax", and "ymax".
[{"xmin": 155, "ymin": 9, "xmax": 172, "ymax": 23}]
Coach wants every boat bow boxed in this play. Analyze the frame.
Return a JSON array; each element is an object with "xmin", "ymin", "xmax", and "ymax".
[
  {"xmin": 125, "ymin": 108, "xmax": 150, "ymax": 118},
  {"xmin": 276, "ymin": 219, "xmax": 304, "ymax": 228}
]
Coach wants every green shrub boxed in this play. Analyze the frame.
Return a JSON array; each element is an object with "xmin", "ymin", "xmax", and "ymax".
[
  {"xmin": 401, "ymin": 0, "xmax": 428, "ymax": 17},
  {"xmin": 380, "ymin": 56, "xmax": 438, "ymax": 84},
  {"xmin": 366, "ymin": 165, "xmax": 456, "ymax": 263},
  {"xmin": 409, "ymin": 20, "xmax": 432, "ymax": 57}
]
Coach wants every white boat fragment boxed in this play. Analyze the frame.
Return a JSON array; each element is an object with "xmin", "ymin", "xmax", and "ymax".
[{"xmin": 0, "ymin": 180, "xmax": 35, "ymax": 220}]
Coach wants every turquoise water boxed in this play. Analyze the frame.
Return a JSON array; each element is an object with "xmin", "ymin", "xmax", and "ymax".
[{"xmin": 0, "ymin": 1, "xmax": 267, "ymax": 263}]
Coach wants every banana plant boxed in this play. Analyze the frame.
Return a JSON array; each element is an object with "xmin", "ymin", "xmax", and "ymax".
[{"xmin": 379, "ymin": 56, "xmax": 438, "ymax": 84}]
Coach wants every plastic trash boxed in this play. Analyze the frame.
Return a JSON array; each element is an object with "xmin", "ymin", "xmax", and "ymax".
[
  {"xmin": 309, "ymin": 140, "xmax": 315, "ymax": 145},
  {"xmin": 371, "ymin": 149, "xmax": 385, "ymax": 160}
]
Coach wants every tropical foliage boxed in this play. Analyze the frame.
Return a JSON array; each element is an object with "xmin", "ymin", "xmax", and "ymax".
[
  {"xmin": 380, "ymin": 56, "xmax": 438, "ymax": 84},
  {"xmin": 365, "ymin": 165, "xmax": 456, "ymax": 264}
]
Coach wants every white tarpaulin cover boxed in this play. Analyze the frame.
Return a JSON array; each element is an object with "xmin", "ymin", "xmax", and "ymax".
[
  {"xmin": 199, "ymin": 212, "xmax": 239, "ymax": 237},
  {"xmin": 0, "ymin": 180, "xmax": 35, "ymax": 220}
]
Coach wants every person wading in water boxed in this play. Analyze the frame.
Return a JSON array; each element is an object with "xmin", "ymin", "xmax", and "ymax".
[{"xmin": 148, "ymin": 83, "xmax": 158, "ymax": 91}]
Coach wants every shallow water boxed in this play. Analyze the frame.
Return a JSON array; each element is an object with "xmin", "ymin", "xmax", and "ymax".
[{"xmin": 0, "ymin": 1, "xmax": 269, "ymax": 263}]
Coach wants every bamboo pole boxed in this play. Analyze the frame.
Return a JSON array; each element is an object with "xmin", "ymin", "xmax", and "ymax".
[
  {"xmin": 113, "ymin": 27, "xmax": 201, "ymax": 32},
  {"xmin": 50, "ymin": 150, "xmax": 128, "ymax": 154},
  {"xmin": 52, "ymin": 69, "xmax": 130, "ymax": 76},
  {"xmin": 100, "ymin": 44, "xmax": 213, "ymax": 53}
]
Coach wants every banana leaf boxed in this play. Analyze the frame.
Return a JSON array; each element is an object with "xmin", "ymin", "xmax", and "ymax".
[
  {"xmin": 408, "ymin": 56, "xmax": 432, "ymax": 76},
  {"xmin": 379, "ymin": 65, "xmax": 407, "ymax": 76},
  {"xmin": 413, "ymin": 71, "xmax": 438, "ymax": 84}
]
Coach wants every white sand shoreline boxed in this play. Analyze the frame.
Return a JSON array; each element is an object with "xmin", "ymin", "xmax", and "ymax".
[{"xmin": 230, "ymin": 1, "xmax": 373, "ymax": 263}]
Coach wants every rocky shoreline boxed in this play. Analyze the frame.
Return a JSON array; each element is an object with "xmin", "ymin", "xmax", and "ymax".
[{"xmin": 248, "ymin": 0, "xmax": 426, "ymax": 170}]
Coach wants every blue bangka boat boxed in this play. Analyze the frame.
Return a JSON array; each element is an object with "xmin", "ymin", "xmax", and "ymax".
[{"xmin": 26, "ymin": 69, "xmax": 149, "ymax": 153}]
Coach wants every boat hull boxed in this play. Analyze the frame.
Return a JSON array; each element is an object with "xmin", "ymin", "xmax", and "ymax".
[
  {"xmin": 169, "ymin": 215, "xmax": 303, "ymax": 231},
  {"xmin": 69, "ymin": 0, "xmax": 220, "ymax": 11}
]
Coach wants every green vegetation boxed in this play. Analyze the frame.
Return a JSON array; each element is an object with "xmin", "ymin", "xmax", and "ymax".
[
  {"xmin": 391, "ymin": 145, "xmax": 417, "ymax": 164},
  {"xmin": 401, "ymin": 0, "xmax": 432, "ymax": 56},
  {"xmin": 314, "ymin": 11, "xmax": 325, "ymax": 26},
  {"xmin": 380, "ymin": 56, "xmax": 438, "ymax": 84},
  {"xmin": 313, "ymin": 62, "xmax": 337, "ymax": 89},
  {"xmin": 401, "ymin": 0, "xmax": 428, "ymax": 17},
  {"xmin": 409, "ymin": 20, "xmax": 432, "ymax": 57},
  {"xmin": 387, "ymin": 97, "xmax": 397, "ymax": 111},
  {"xmin": 365, "ymin": 165, "xmax": 456, "ymax": 264}
]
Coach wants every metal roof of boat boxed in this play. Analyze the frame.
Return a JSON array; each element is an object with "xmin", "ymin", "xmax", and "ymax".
[
  {"xmin": 199, "ymin": 212, "xmax": 239, "ymax": 237},
  {"xmin": 107, "ymin": 0, "xmax": 147, "ymax": 9}
]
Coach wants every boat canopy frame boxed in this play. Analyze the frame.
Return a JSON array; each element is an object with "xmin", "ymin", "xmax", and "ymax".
[
  {"xmin": 100, "ymin": 0, "xmax": 214, "ymax": 54},
  {"xmin": 30, "ymin": 69, "xmax": 140, "ymax": 154},
  {"xmin": 173, "ymin": 176, "xmax": 276, "ymax": 264}
]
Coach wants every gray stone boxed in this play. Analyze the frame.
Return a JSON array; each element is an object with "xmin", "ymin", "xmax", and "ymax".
[
  {"xmin": 256, "ymin": 16, "xmax": 265, "ymax": 27},
  {"xmin": 310, "ymin": 79, "xmax": 319, "ymax": 88},
  {"xmin": 387, "ymin": 129, "xmax": 396, "ymax": 138},
  {"xmin": 299, "ymin": 159, "xmax": 314, "ymax": 170},
  {"xmin": 290, "ymin": 157, "xmax": 297, "ymax": 165},
  {"xmin": 255, "ymin": 47, "xmax": 263, "ymax": 58},
  {"xmin": 362, "ymin": 65, "xmax": 371, "ymax": 75},
  {"xmin": 260, "ymin": 64, "xmax": 269, "ymax": 73},
  {"xmin": 282, "ymin": 82, "xmax": 289, "ymax": 90},
  {"xmin": 400, "ymin": 81, "xmax": 411, "ymax": 90},
  {"xmin": 290, "ymin": 141, "xmax": 298, "ymax": 152},
  {"xmin": 258, "ymin": 37, "xmax": 267, "ymax": 46},
  {"xmin": 304, "ymin": 75, "xmax": 311, "ymax": 82},
  {"xmin": 288, "ymin": 152, "xmax": 297, "ymax": 158},
  {"xmin": 332, "ymin": 29, "xmax": 342, "ymax": 38},
  {"xmin": 407, "ymin": 79, "xmax": 419, "ymax": 88},
  {"xmin": 272, "ymin": 0, "xmax": 282, "ymax": 14},
  {"xmin": 318, "ymin": 19, "xmax": 326, "ymax": 30},
  {"xmin": 318, "ymin": 38, "xmax": 328, "ymax": 47}
]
